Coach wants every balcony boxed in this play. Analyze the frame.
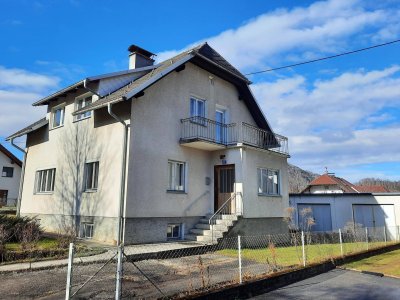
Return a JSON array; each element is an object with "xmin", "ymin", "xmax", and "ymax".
[{"xmin": 180, "ymin": 116, "xmax": 289, "ymax": 155}]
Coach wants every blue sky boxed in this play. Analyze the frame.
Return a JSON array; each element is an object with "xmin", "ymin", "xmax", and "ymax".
[{"xmin": 1, "ymin": 0, "xmax": 399, "ymax": 182}]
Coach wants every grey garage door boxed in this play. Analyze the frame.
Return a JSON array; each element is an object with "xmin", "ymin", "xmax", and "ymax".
[
  {"xmin": 353, "ymin": 204, "xmax": 396, "ymax": 238},
  {"xmin": 297, "ymin": 204, "xmax": 332, "ymax": 232}
]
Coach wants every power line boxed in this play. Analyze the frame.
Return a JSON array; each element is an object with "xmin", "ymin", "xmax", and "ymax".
[{"xmin": 244, "ymin": 39, "xmax": 400, "ymax": 75}]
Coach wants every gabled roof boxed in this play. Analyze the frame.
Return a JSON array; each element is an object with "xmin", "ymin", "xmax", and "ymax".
[
  {"xmin": 6, "ymin": 118, "xmax": 48, "ymax": 141},
  {"xmin": 0, "ymin": 143, "xmax": 22, "ymax": 167},
  {"xmin": 32, "ymin": 64, "xmax": 157, "ymax": 106},
  {"xmin": 71, "ymin": 43, "xmax": 273, "ymax": 132},
  {"xmin": 304, "ymin": 173, "xmax": 390, "ymax": 194},
  {"xmin": 306, "ymin": 173, "xmax": 358, "ymax": 193}
]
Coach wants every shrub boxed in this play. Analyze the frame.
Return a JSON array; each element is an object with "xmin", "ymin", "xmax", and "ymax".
[{"xmin": 0, "ymin": 215, "xmax": 42, "ymax": 244}]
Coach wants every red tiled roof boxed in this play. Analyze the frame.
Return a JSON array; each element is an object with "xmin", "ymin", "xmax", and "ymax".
[
  {"xmin": 309, "ymin": 174, "xmax": 340, "ymax": 186},
  {"xmin": 307, "ymin": 173, "xmax": 358, "ymax": 193},
  {"xmin": 354, "ymin": 185, "xmax": 389, "ymax": 193}
]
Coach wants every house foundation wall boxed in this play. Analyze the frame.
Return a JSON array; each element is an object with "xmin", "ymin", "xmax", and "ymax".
[
  {"xmin": 227, "ymin": 217, "xmax": 288, "ymax": 237},
  {"xmin": 124, "ymin": 216, "xmax": 202, "ymax": 244}
]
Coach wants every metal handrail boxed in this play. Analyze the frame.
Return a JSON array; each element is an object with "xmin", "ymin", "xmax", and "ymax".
[{"xmin": 208, "ymin": 193, "xmax": 237, "ymax": 243}]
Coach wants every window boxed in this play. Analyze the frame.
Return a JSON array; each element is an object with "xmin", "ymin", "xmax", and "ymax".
[
  {"xmin": 35, "ymin": 168, "xmax": 56, "ymax": 193},
  {"xmin": 85, "ymin": 161, "xmax": 99, "ymax": 191},
  {"xmin": 190, "ymin": 97, "xmax": 205, "ymax": 119},
  {"xmin": 51, "ymin": 105, "xmax": 65, "ymax": 128},
  {"xmin": 258, "ymin": 168, "xmax": 280, "ymax": 195},
  {"xmin": 168, "ymin": 161, "xmax": 185, "ymax": 191},
  {"xmin": 82, "ymin": 223, "xmax": 94, "ymax": 239},
  {"xmin": 167, "ymin": 224, "xmax": 181, "ymax": 239},
  {"xmin": 2, "ymin": 167, "xmax": 14, "ymax": 177},
  {"xmin": 75, "ymin": 95, "xmax": 92, "ymax": 121},
  {"xmin": 0, "ymin": 190, "xmax": 8, "ymax": 204}
]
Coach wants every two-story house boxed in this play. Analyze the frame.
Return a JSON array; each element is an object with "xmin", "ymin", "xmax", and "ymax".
[
  {"xmin": 0, "ymin": 144, "xmax": 22, "ymax": 207},
  {"xmin": 7, "ymin": 43, "xmax": 290, "ymax": 244}
]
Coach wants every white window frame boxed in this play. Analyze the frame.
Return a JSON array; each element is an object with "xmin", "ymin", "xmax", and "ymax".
[
  {"xmin": 35, "ymin": 168, "xmax": 56, "ymax": 194},
  {"xmin": 51, "ymin": 104, "xmax": 65, "ymax": 129},
  {"xmin": 190, "ymin": 97, "xmax": 206, "ymax": 119},
  {"xmin": 84, "ymin": 161, "xmax": 99, "ymax": 191},
  {"xmin": 167, "ymin": 223, "xmax": 182, "ymax": 239},
  {"xmin": 82, "ymin": 223, "xmax": 94, "ymax": 239},
  {"xmin": 257, "ymin": 168, "xmax": 280, "ymax": 196},
  {"xmin": 74, "ymin": 93, "xmax": 93, "ymax": 121},
  {"xmin": 167, "ymin": 160, "xmax": 186, "ymax": 192}
]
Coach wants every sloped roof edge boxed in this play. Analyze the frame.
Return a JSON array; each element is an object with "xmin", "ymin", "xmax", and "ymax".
[
  {"xmin": 0, "ymin": 143, "xmax": 22, "ymax": 167},
  {"xmin": 6, "ymin": 118, "xmax": 48, "ymax": 141}
]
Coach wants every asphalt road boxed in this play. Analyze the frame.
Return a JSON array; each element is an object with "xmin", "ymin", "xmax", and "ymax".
[{"xmin": 251, "ymin": 268, "xmax": 400, "ymax": 300}]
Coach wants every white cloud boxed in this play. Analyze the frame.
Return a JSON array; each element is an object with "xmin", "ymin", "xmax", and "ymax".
[
  {"xmin": 0, "ymin": 66, "xmax": 59, "ymax": 92},
  {"xmin": 251, "ymin": 66, "xmax": 400, "ymax": 176},
  {"xmin": 0, "ymin": 66, "xmax": 58, "ymax": 138},
  {"xmin": 156, "ymin": 0, "xmax": 399, "ymax": 71}
]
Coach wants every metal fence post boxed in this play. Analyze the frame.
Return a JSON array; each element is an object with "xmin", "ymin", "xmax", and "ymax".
[
  {"xmin": 301, "ymin": 231, "xmax": 306, "ymax": 267},
  {"xmin": 384, "ymin": 226, "xmax": 387, "ymax": 246},
  {"xmin": 65, "ymin": 243, "xmax": 74, "ymax": 300},
  {"xmin": 339, "ymin": 229, "xmax": 343, "ymax": 256},
  {"xmin": 365, "ymin": 228, "xmax": 369, "ymax": 251},
  {"xmin": 238, "ymin": 236, "xmax": 242, "ymax": 284},
  {"xmin": 397, "ymin": 226, "xmax": 400, "ymax": 242},
  {"xmin": 115, "ymin": 245, "xmax": 123, "ymax": 300}
]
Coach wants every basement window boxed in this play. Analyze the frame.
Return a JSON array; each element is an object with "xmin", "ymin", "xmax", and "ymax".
[
  {"xmin": 82, "ymin": 223, "xmax": 94, "ymax": 239},
  {"xmin": 167, "ymin": 224, "xmax": 182, "ymax": 239}
]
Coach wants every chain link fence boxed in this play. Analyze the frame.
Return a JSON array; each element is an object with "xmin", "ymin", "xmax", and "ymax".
[{"xmin": 60, "ymin": 225, "xmax": 400, "ymax": 299}]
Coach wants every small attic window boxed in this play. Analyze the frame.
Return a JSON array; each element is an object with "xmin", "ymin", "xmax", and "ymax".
[
  {"xmin": 75, "ymin": 93, "xmax": 93, "ymax": 121},
  {"xmin": 51, "ymin": 104, "xmax": 65, "ymax": 129}
]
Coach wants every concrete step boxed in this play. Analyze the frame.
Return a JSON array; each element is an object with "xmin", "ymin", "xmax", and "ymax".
[
  {"xmin": 195, "ymin": 223, "xmax": 228, "ymax": 231},
  {"xmin": 185, "ymin": 234, "xmax": 219, "ymax": 244},
  {"xmin": 190, "ymin": 228, "xmax": 224, "ymax": 237}
]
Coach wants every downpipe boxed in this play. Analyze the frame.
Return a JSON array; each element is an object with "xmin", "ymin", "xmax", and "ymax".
[
  {"xmin": 10, "ymin": 138, "xmax": 27, "ymax": 217},
  {"xmin": 107, "ymin": 102, "xmax": 129, "ymax": 300}
]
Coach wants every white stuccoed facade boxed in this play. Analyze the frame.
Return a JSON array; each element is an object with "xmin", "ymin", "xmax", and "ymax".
[
  {"xmin": 13, "ymin": 45, "xmax": 290, "ymax": 244},
  {"xmin": 0, "ymin": 146, "xmax": 22, "ymax": 206}
]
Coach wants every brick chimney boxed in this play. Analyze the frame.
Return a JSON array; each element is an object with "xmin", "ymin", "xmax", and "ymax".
[{"xmin": 128, "ymin": 44, "xmax": 155, "ymax": 69}]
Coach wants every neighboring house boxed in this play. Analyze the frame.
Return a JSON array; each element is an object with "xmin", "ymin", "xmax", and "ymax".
[
  {"xmin": 7, "ymin": 43, "xmax": 290, "ymax": 244},
  {"xmin": 302, "ymin": 172, "xmax": 389, "ymax": 194},
  {"xmin": 0, "ymin": 144, "xmax": 22, "ymax": 207}
]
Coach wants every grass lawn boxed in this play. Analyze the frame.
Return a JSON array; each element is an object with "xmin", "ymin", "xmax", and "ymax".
[
  {"xmin": 5, "ymin": 237, "xmax": 58, "ymax": 251},
  {"xmin": 2, "ymin": 237, "xmax": 106, "ymax": 264},
  {"xmin": 218, "ymin": 241, "xmax": 393, "ymax": 267},
  {"xmin": 343, "ymin": 249, "xmax": 400, "ymax": 277}
]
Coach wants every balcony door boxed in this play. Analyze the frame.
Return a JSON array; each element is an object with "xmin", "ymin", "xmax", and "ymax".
[
  {"xmin": 215, "ymin": 110, "xmax": 226, "ymax": 144},
  {"xmin": 214, "ymin": 165, "xmax": 235, "ymax": 213}
]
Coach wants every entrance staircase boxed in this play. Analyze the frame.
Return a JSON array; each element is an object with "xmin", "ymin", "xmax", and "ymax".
[
  {"xmin": 185, "ymin": 214, "xmax": 239, "ymax": 244},
  {"xmin": 186, "ymin": 193, "xmax": 241, "ymax": 244}
]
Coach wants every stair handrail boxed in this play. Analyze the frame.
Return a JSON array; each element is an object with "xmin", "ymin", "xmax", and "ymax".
[{"xmin": 208, "ymin": 193, "xmax": 237, "ymax": 244}]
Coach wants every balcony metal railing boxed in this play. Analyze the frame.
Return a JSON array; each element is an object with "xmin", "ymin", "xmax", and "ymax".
[{"xmin": 180, "ymin": 116, "xmax": 289, "ymax": 155}]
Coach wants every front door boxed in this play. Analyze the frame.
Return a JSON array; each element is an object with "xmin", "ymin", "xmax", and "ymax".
[{"xmin": 214, "ymin": 165, "xmax": 235, "ymax": 213}]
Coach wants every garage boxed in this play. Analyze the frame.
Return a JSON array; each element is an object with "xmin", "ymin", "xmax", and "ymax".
[{"xmin": 297, "ymin": 203, "xmax": 332, "ymax": 232}]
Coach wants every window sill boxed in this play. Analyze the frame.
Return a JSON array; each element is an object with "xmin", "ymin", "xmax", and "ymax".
[
  {"xmin": 84, "ymin": 189, "xmax": 98, "ymax": 193},
  {"xmin": 73, "ymin": 116, "xmax": 92, "ymax": 123},
  {"xmin": 167, "ymin": 190, "xmax": 187, "ymax": 194},
  {"xmin": 49, "ymin": 125, "xmax": 64, "ymax": 131},
  {"xmin": 34, "ymin": 192, "xmax": 54, "ymax": 195},
  {"xmin": 258, "ymin": 193, "xmax": 282, "ymax": 198}
]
